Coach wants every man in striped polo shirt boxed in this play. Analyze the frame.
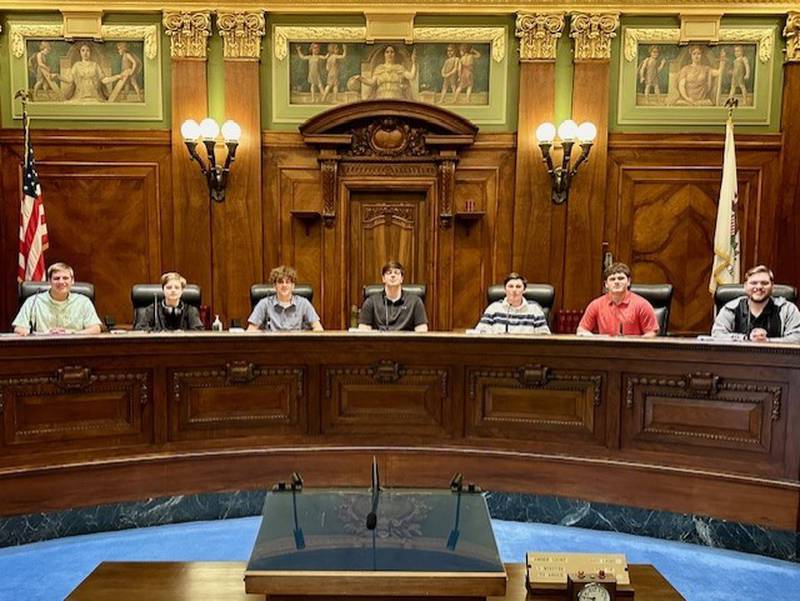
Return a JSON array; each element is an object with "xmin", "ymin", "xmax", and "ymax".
[{"xmin": 474, "ymin": 272, "xmax": 551, "ymax": 335}]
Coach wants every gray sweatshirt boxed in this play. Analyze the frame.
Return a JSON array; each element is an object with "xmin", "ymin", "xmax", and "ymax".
[{"xmin": 711, "ymin": 295, "xmax": 800, "ymax": 343}]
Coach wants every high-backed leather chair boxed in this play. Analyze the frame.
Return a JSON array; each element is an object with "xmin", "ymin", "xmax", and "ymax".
[
  {"xmin": 250, "ymin": 284, "xmax": 314, "ymax": 310},
  {"xmin": 714, "ymin": 283, "xmax": 798, "ymax": 315},
  {"xmin": 363, "ymin": 284, "xmax": 426, "ymax": 303},
  {"xmin": 18, "ymin": 281, "xmax": 95, "ymax": 307},
  {"xmin": 630, "ymin": 284, "xmax": 673, "ymax": 336},
  {"xmin": 486, "ymin": 284, "xmax": 555, "ymax": 326},
  {"xmin": 131, "ymin": 284, "xmax": 202, "ymax": 325}
]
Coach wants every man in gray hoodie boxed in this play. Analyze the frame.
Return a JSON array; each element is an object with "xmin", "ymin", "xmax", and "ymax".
[{"xmin": 711, "ymin": 265, "xmax": 800, "ymax": 343}]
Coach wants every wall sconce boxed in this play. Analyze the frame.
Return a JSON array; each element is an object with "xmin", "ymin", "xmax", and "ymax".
[
  {"xmin": 181, "ymin": 117, "xmax": 242, "ymax": 203},
  {"xmin": 535, "ymin": 119, "xmax": 597, "ymax": 205}
]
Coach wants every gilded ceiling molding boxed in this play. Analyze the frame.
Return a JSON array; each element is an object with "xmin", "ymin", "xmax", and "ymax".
[
  {"xmin": 274, "ymin": 26, "xmax": 367, "ymax": 61},
  {"xmin": 785, "ymin": 12, "xmax": 800, "ymax": 62},
  {"xmin": 10, "ymin": 24, "xmax": 64, "ymax": 58},
  {"xmin": 515, "ymin": 12, "xmax": 565, "ymax": 62},
  {"xmin": 623, "ymin": 27, "xmax": 774, "ymax": 63},
  {"xmin": 218, "ymin": 11, "xmax": 265, "ymax": 59},
  {"xmin": 570, "ymin": 12, "xmax": 620, "ymax": 61},
  {"xmin": 101, "ymin": 25, "xmax": 160, "ymax": 60},
  {"xmin": 414, "ymin": 27, "xmax": 506, "ymax": 62},
  {"xmin": 163, "ymin": 11, "xmax": 211, "ymax": 59}
]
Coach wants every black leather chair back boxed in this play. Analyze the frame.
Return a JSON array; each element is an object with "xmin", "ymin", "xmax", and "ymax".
[
  {"xmin": 630, "ymin": 284, "xmax": 673, "ymax": 336},
  {"xmin": 250, "ymin": 284, "xmax": 314, "ymax": 309},
  {"xmin": 18, "ymin": 281, "xmax": 95, "ymax": 306},
  {"xmin": 486, "ymin": 284, "xmax": 555, "ymax": 325},
  {"xmin": 363, "ymin": 284, "xmax": 426, "ymax": 303},
  {"xmin": 131, "ymin": 284, "xmax": 202, "ymax": 310},
  {"xmin": 714, "ymin": 283, "xmax": 798, "ymax": 315}
]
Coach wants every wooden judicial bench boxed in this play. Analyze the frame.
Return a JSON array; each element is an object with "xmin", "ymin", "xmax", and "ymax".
[
  {"xmin": 0, "ymin": 332, "xmax": 799, "ymax": 537},
  {"xmin": 66, "ymin": 562, "xmax": 684, "ymax": 600}
]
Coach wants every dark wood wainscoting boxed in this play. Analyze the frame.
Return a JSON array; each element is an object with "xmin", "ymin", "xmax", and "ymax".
[{"xmin": 0, "ymin": 334, "xmax": 798, "ymax": 535}]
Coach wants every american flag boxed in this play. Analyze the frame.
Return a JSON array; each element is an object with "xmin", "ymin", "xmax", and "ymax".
[{"xmin": 18, "ymin": 135, "xmax": 48, "ymax": 282}]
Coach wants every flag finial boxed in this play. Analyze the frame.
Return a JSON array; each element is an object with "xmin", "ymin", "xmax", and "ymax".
[{"xmin": 724, "ymin": 97, "xmax": 739, "ymax": 121}]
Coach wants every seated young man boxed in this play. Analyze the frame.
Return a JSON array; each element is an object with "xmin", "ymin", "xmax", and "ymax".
[
  {"xmin": 711, "ymin": 264, "xmax": 800, "ymax": 343},
  {"xmin": 358, "ymin": 261, "xmax": 428, "ymax": 332},
  {"xmin": 13, "ymin": 262, "xmax": 102, "ymax": 336},
  {"xmin": 247, "ymin": 265, "xmax": 323, "ymax": 331},
  {"xmin": 133, "ymin": 271, "xmax": 204, "ymax": 332},
  {"xmin": 577, "ymin": 262, "xmax": 659, "ymax": 337},
  {"xmin": 474, "ymin": 272, "xmax": 550, "ymax": 334}
]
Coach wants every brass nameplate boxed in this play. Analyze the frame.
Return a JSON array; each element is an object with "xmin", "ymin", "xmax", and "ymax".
[{"xmin": 526, "ymin": 552, "xmax": 630, "ymax": 590}]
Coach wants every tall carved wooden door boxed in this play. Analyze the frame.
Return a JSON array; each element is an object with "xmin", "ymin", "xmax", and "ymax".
[{"xmin": 348, "ymin": 190, "xmax": 429, "ymax": 315}]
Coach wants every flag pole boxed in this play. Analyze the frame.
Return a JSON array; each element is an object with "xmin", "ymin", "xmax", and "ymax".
[{"xmin": 15, "ymin": 89, "xmax": 30, "ymax": 170}]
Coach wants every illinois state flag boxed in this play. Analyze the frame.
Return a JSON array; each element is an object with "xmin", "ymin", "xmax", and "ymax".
[
  {"xmin": 18, "ymin": 136, "xmax": 48, "ymax": 282},
  {"xmin": 709, "ymin": 118, "xmax": 740, "ymax": 293}
]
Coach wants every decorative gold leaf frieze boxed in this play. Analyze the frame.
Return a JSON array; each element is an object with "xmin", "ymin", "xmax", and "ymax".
[
  {"xmin": 10, "ymin": 24, "xmax": 64, "ymax": 58},
  {"xmin": 570, "ymin": 12, "xmax": 619, "ymax": 62},
  {"xmin": 101, "ymin": 25, "xmax": 159, "ymax": 60},
  {"xmin": 624, "ymin": 27, "xmax": 774, "ymax": 64},
  {"xmin": 163, "ymin": 11, "xmax": 211, "ymax": 59},
  {"xmin": 414, "ymin": 27, "xmax": 506, "ymax": 63},
  {"xmin": 218, "ymin": 11, "xmax": 265, "ymax": 60},
  {"xmin": 785, "ymin": 12, "xmax": 800, "ymax": 63},
  {"xmin": 515, "ymin": 12, "xmax": 564, "ymax": 62}
]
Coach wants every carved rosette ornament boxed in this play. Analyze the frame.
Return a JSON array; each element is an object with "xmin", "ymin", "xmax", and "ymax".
[
  {"xmin": 347, "ymin": 118, "xmax": 429, "ymax": 158},
  {"xmin": 218, "ymin": 11, "xmax": 265, "ymax": 60},
  {"xmin": 515, "ymin": 13, "xmax": 565, "ymax": 62},
  {"xmin": 785, "ymin": 12, "xmax": 800, "ymax": 63},
  {"xmin": 570, "ymin": 13, "xmax": 620, "ymax": 62},
  {"xmin": 163, "ymin": 11, "xmax": 211, "ymax": 59}
]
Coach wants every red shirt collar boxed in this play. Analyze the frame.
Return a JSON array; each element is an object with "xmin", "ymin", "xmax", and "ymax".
[{"xmin": 606, "ymin": 290, "xmax": 632, "ymax": 306}]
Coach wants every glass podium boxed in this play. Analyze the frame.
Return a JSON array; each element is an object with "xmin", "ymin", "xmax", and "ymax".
[{"xmin": 244, "ymin": 487, "xmax": 508, "ymax": 600}]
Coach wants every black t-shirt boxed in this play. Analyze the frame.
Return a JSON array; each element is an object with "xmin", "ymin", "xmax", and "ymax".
[
  {"xmin": 359, "ymin": 291, "xmax": 428, "ymax": 331},
  {"xmin": 732, "ymin": 297, "xmax": 783, "ymax": 338}
]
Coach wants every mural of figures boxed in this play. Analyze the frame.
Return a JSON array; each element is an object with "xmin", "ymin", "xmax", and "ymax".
[
  {"xmin": 25, "ymin": 39, "xmax": 147, "ymax": 104},
  {"xmin": 288, "ymin": 42, "xmax": 490, "ymax": 107},
  {"xmin": 634, "ymin": 42, "xmax": 756, "ymax": 108}
]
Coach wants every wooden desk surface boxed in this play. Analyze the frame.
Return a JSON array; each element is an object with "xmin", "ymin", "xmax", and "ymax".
[{"xmin": 66, "ymin": 561, "xmax": 685, "ymax": 600}]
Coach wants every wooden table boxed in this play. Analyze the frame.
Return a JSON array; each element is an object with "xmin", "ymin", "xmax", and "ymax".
[{"xmin": 66, "ymin": 561, "xmax": 685, "ymax": 600}]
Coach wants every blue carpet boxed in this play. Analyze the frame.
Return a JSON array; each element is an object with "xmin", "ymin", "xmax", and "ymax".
[{"xmin": 0, "ymin": 517, "xmax": 797, "ymax": 600}]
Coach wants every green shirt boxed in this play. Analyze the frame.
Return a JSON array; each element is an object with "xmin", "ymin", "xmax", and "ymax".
[{"xmin": 12, "ymin": 292, "xmax": 102, "ymax": 333}]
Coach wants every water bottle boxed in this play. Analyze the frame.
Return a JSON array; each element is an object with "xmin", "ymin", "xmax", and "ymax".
[
  {"xmin": 350, "ymin": 305, "xmax": 360, "ymax": 329},
  {"xmin": 212, "ymin": 314, "xmax": 223, "ymax": 332}
]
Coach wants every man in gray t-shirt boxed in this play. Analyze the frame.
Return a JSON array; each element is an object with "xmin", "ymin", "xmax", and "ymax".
[
  {"xmin": 246, "ymin": 265, "xmax": 323, "ymax": 332},
  {"xmin": 358, "ymin": 260, "xmax": 428, "ymax": 332}
]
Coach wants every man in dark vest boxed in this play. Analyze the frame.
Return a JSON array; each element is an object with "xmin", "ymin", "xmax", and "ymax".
[{"xmin": 712, "ymin": 265, "xmax": 800, "ymax": 343}]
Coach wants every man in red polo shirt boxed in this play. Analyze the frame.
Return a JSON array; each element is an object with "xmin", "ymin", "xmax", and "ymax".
[{"xmin": 577, "ymin": 262, "xmax": 659, "ymax": 337}]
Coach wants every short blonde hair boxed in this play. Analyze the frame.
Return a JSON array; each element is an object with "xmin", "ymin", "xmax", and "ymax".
[
  {"xmin": 270, "ymin": 265, "xmax": 298, "ymax": 284},
  {"xmin": 160, "ymin": 272, "xmax": 187, "ymax": 288},
  {"xmin": 47, "ymin": 262, "xmax": 74, "ymax": 279}
]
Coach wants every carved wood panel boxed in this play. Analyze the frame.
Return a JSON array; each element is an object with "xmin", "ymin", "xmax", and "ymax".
[
  {"xmin": 322, "ymin": 360, "xmax": 452, "ymax": 437},
  {"xmin": 622, "ymin": 371, "xmax": 786, "ymax": 476},
  {"xmin": 466, "ymin": 364, "xmax": 606, "ymax": 446},
  {"xmin": 169, "ymin": 362, "xmax": 307, "ymax": 441},
  {"xmin": 0, "ymin": 365, "xmax": 151, "ymax": 452},
  {"xmin": 606, "ymin": 136, "xmax": 782, "ymax": 335},
  {"xmin": 349, "ymin": 190, "xmax": 428, "ymax": 312}
]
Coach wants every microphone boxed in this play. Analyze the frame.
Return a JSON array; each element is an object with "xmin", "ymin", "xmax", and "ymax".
[
  {"xmin": 153, "ymin": 292, "xmax": 160, "ymax": 331},
  {"xmin": 28, "ymin": 288, "xmax": 44, "ymax": 334},
  {"xmin": 291, "ymin": 472, "xmax": 305, "ymax": 550},
  {"xmin": 366, "ymin": 456, "xmax": 380, "ymax": 530},
  {"xmin": 447, "ymin": 485, "xmax": 462, "ymax": 551}
]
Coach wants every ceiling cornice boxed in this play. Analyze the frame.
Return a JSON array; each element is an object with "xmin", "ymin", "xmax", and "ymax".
[{"xmin": 0, "ymin": 1, "xmax": 796, "ymax": 17}]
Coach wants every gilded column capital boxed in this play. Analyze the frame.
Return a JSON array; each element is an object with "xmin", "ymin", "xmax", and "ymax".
[
  {"xmin": 163, "ymin": 11, "xmax": 211, "ymax": 59},
  {"xmin": 570, "ymin": 12, "xmax": 619, "ymax": 62},
  {"xmin": 785, "ymin": 12, "xmax": 800, "ymax": 63},
  {"xmin": 515, "ymin": 12, "xmax": 565, "ymax": 62},
  {"xmin": 218, "ymin": 11, "xmax": 265, "ymax": 60}
]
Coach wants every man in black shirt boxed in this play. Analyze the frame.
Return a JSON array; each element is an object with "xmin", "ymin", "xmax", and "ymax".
[
  {"xmin": 358, "ymin": 261, "xmax": 428, "ymax": 332},
  {"xmin": 711, "ymin": 265, "xmax": 800, "ymax": 343}
]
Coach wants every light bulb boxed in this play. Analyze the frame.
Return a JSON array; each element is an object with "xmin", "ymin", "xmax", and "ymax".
[
  {"xmin": 577, "ymin": 121, "xmax": 597, "ymax": 143},
  {"xmin": 221, "ymin": 120, "xmax": 242, "ymax": 143},
  {"xmin": 180, "ymin": 119, "xmax": 200, "ymax": 142},
  {"xmin": 535, "ymin": 122, "xmax": 556, "ymax": 144},
  {"xmin": 199, "ymin": 118, "xmax": 220, "ymax": 141},
  {"xmin": 557, "ymin": 119, "xmax": 579, "ymax": 142}
]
